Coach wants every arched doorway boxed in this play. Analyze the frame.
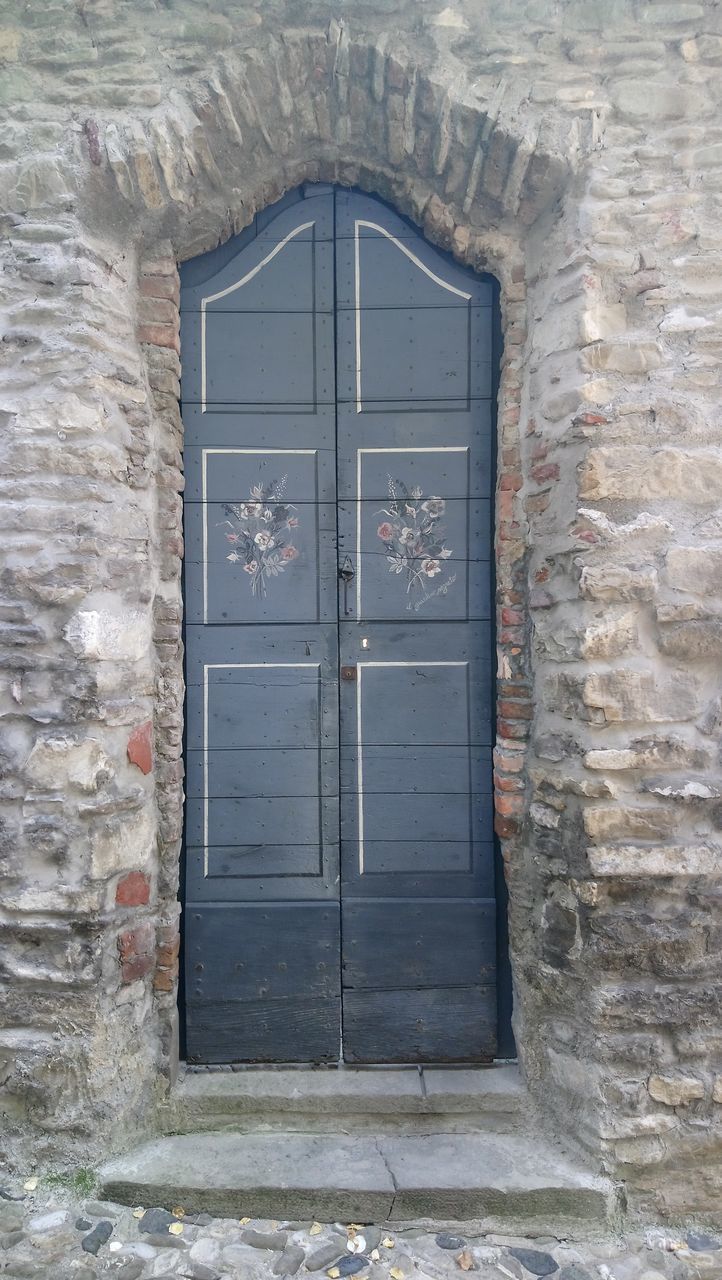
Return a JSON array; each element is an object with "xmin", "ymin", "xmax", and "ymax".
[{"xmin": 180, "ymin": 184, "xmax": 505, "ymax": 1064}]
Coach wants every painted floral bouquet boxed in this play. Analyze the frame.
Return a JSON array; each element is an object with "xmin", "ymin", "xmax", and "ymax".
[
  {"xmin": 376, "ymin": 477, "xmax": 453, "ymax": 594},
  {"xmin": 220, "ymin": 476, "xmax": 299, "ymax": 598}
]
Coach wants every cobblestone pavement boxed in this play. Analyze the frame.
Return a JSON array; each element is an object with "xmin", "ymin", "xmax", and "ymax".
[{"xmin": 1, "ymin": 1181, "xmax": 721, "ymax": 1280}]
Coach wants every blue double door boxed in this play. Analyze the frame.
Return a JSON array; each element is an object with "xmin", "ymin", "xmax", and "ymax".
[{"xmin": 181, "ymin": 186, "xmax": 497, "ymax": 1063}]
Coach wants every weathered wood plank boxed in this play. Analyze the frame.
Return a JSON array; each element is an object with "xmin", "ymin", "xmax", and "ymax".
[{"xmin": 342, "ymin": 987, "xmax": 496, "ymax": 1063}]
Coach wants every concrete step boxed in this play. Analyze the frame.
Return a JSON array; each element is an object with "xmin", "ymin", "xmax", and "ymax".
[
  {"xmin": 159, "ymin": 1065, "xmax": 527, "ymax": 1135},
  {"xmin": 99, "ymin": 1129, "xmax": 618, "ymax": 1238}
]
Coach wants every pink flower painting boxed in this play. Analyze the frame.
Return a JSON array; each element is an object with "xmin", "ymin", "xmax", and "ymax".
[
  {"xmin": 220, "ymin": 477, "xmax": 300, "ymax": 598},
  {"xmin": 375, "ymin": 477, "xmax": 453, "ymax": 599}
]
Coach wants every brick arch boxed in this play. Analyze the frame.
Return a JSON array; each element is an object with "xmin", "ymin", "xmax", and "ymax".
[{"xmin": 107, "ymin": 37, "xmax": 584, "ymax": 1111}]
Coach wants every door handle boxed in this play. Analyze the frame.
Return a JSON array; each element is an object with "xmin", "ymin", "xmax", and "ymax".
[{"xmin": 338, "ymin": 557, "xmax": 355, "ymax": 616}]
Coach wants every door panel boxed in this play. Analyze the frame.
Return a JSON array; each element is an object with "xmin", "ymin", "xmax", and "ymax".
[
  {"xmin": 181, "ymin": 188, "xmax": 341, "ymax": 1062},
  {"xmin": 335, "ymin": 190, "xmax": 496, "ymax": 1062},
  {"xmin": 181, "ymin": 186, "xmax": 498, "ymax": 1065}
]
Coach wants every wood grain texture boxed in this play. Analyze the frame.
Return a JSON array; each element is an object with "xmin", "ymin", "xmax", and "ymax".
[{"xmin": 342, "ymin": 987, "xmax": 497, "ymax": 1063}]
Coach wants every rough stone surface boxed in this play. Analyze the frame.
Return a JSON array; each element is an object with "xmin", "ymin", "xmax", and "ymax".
[
  {"xmin": 0, "ymin": 0, "xmax": 721, "ymax": 1230},
  {"xmin": 0, "ymin": 1189, "xmax": 714, "ymax": 1280}
]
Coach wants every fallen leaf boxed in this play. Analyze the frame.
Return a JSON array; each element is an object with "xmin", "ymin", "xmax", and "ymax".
[
  {"xmin": 382, "ymin": 1237, "xmax": 395, "ymax": 1249},
  {"xmin": 168, "ymin": 1222, "xmax": 184, "ymax": 1236},
  {"xmin": 390, "ymin": 1267, "xmax": 406, "ymax": 1279},
  {"xmin": 347, "ymin": 1224, "xmax": 363, "ymax": 1232},
  {"xmin": 327, "ymin": 1269, "xmax": 341, "ymax": 1279},
  {"xmin": 310, "ymin": 1222, "xmax": 323, "ymax": 1236},
  {"xmin": 456, "ymin": 1250, "xmax": 475, "ymax": 1272},
  {"xmin": 348, "ymin": 1235, "xmax": 367, "ymax": 1255},
  {"xmin": 239, "ymin": 1216, "xmax": 252, "ymax": 1225},
  {"xmin": 172, "ymin": 1206, "xmax": 186, "ymax": 1218},
  {"xmin": 132, "ymin": 1208, "xmax": 145, "ymax": 1219},
  {"xmin": 371, "ymin": 1250, "xmax": 381, "ymax": 1262},
  {"xmin": 23, "ymin": 1178, "xmax": 38, "ymax": 1192}
]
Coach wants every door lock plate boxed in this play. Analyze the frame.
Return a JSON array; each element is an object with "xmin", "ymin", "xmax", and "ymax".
[{"xmin": 341, "ymin": 665, "xmax": 357, "ymax": 681}]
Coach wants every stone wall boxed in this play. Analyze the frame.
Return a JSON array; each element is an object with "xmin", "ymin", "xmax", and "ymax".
[{"xmin": 0, "ymin": 0, "xmax": 721, "ymax": 1222}]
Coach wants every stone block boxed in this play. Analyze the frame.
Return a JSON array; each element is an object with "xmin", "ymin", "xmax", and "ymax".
[
  {"xmin": 90, "ymin": 808, "xmax": 156, "ymax": 880},
  {"xmin": 25, "ymin": 734, "xmax": 114, "ymax": 793},
  {"xmin": 585, "ymin": 736, "xmax": 711, "ymax": 771},
  {"xmin": 582, "ymin": 670, "xmax": 702, "ymax": 724},
  {"xmin": 588, "ymin": 843, "xmax": 721, "ymax": 877},
  {"xmin": 641, "ymin": 777, "xmax": 721, "ymax": 800},
  {"xmin": 611, "ymin": 80, "xmax": 710, "ymax": 121},
  {"xmin": 0, "ymin": 28, "xmax": 20, "ymax": 60},
  {"xmin": 580, "ymin": 448, "xmax": 722, "ymax": 503},
  {"xmin": 579, "ymin": 565, "xmax": 658, "ymax": 602},
  {"xmin": 581, "ymin": 342, "xmax": 662, "ymax": 374},
  {"xmin": 64, "ymin": 608, "xmax": 150, "ymax": 663},
  {"xmin": 580, "ymin": 304, "xmax": 627, "ymax": 343},
  {"xmin": 658, "ymin": 620, "xmax": 722, "ymax": 661},
  {"xmin": 648, "ymin": 1074, "xmax": 705, "ymax": 1106},
  {"xmin": 665, "ymin": 547, "xmax": 722, "ymax": 596},
  {"xmin": 583, "ymin": 804, "xmax": 678, "ymax": 841}
]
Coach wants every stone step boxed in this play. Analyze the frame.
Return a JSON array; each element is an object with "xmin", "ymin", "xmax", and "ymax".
[
  {"xmin": 159, "ymin": 1065, "xmax": 527, "ymax": 1135},
  {"xmin": 99, "ymin": 1129, "xmax": 618, "ymax": 1238}
]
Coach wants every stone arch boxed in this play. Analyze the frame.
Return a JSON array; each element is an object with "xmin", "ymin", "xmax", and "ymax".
[
  {"xmin": 1, "ymin": 24, "xmax": 596, "ymax": 1173},
  {"xmin": 96, "ymin": 32, "xmax": 585, "ymax": 1115}
]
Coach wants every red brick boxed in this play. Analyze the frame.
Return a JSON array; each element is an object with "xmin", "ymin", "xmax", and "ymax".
[
  {"xmin": 122, "ymin": 953, "xmax": 155, "ymax": 984},
  {"xmin": 139, "ymin": 274, "xmax": 180, "ymax": 303},
  {"xmin": 498, "ymin": 698, "xmax": 533, "ymax": 721},
  {"xmin": 494, "ymin": 791, "xmax": 524, "ymax": 816},
  {"xmin": 531, "ymin": 462, "xmax": 560, "ymax": 484},
  {"xmin": 156, "ymin": 939, "xmax": 180, "ymax": 968},
  {"xmin": 116, "ymin": 871, "xmax": 151, "ymax": 907},
  {"xmin": 128, "ymin": 720, "xmax": 153, "ymax": 775},
  {"xmin": 118, "ymin": 920, "xmax": 155, "ymax": 962},
  {"xmin": 526, "ymin": 493, "xmax": 551, "ymax": 514},
  {"xmin": 494, "ymin": 751, "xmax": 525, "ymax": 774},
  {"xmin": 500, "ymin": 626, "xmax": 525, "ymax": 645},
  {"xmin": 501, "ymin": 607, "xmax": 524, "ymax": 625},
  {"xmin": 494, "ymin": 772, "xmax": 525, "ymax": 792},
  {"xmin": 138, "ymin": 295, "xmax": 178, "ymax": 325},
  {"xmin": 499, "ymin": 472, "xmax": 523, "ymax": 492},
  {"xmin": 137, "ymin": 323, "xmax": 180, "ymax": 353},
  {"xmin": 573, "ymin": 412, "xmax": 608, "ymax": 426},
  {"xmin": 153, "ymin": 969, "xmax": 175, "ymax": 992},
  {"xmin": 140, "ymin": 255, "xmax": 176, "ymax": 277},
  {"xmin": 498, "ymin": 718, "xmax": 531, "ymax": 740},
  {"xmin": 495, "ymin": 813, "xmax": 520, "ymax": 839},
  {"xmin": 498, "ymin": 490, "xmax": 515, "ymax": 521}
]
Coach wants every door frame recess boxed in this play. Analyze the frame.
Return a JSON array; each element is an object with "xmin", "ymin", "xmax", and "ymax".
[{"xmin": 177, "ymin": 184, "xmax": 514, "ymax": 1065}]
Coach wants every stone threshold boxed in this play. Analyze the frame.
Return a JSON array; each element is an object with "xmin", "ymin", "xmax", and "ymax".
[
  {"xmin": 159, "ymin": 1063, "xmax": 528, "ymax": 1135},
  {"xmin": 98, "ymin": 1129, "xmax": 619, "ymax": 1238}
]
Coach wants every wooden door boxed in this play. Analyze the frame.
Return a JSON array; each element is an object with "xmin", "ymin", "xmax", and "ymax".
[
  {"xmin": 181, "ymin": 189, "xmax": 341, "ymax": 1061},
  {"xmin": 181, "ymin": 185, "xmax": 497, "ymax": 1064},
  {"xmin": 335, "ymin": 191, "xmax": 496, "ymax": 1061}
]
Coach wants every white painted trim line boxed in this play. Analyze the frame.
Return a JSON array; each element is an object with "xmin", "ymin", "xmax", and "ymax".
[
  {"xmin": 356, "ymin": 660, "xmax": 467, "ymax": 875},
  {"xmin": 353, "ymin": 218, "xmax": 471, "ymax": 415},
  {"xmin": 201, "ymin": 447, "xmax": 316, "ymax": 625},
  {"xmin": 200, "ymin": 220, "xmax": 315, "ymax": 413},
  {"xmin": 354, "ymin": 446, "xmax": 468, "ymax": 619},
  {"xmin": 354, "ymin": 221, "xmax": 362, "ymax": 414},
  {"xmin": 202, "ymin": 661, "xmax": 320, "ymax": 877}
]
